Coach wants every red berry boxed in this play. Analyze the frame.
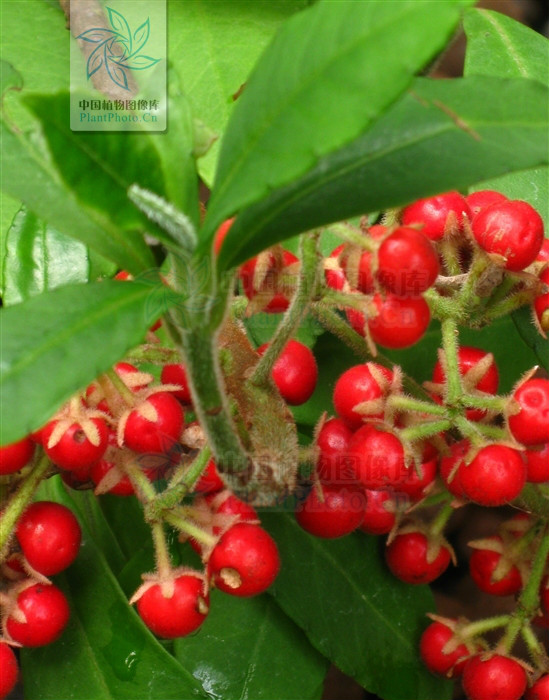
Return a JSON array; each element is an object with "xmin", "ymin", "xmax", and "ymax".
[
  {"xmin": 239, "ymin": 249, "xmax": 298, "ymax": 313},
  {"xmin": 257, "ymin": 340, "xmax": 317, "ymax": 406},
  {"xmin": 466, "ymin": 190, "xmax": 508, "ymax": 218},
  {"xmin": 206, "ymin": 490, "xmax": 258, "ymax": 532},
  {"xmin": 343, "ymin": 248, "xmax": 375, "ymax": 294},
  {"xmin": 90, "ymin": 458, "xmax": 161, "ymax": 496},
  {"xmin": 295, "ymin": 483, "xmax": 366, "ymax": 538},
  {"xmin": 508, "ymin": 378, "xmax": 549, "ymax": 447},
  {"xmin": 401, "ymin": 191, "xmax": 471, "ymax": 241},
  {"xmin": 161, "ymin": 363, "xmax": 192, "ymax": 404},
  {"xmin": 207, "ymin": 523, "xmax": 280, "ymax": 597},
  {"xmin": 0, "ymin": 642, "xmax": 18, "ymax": 699},
  {"xmin": 359, "ymin": 489, "xmax": 397, "ymax": 535},
  {"xmin": 194, "ymin": 458, "xmax": 225, "ymax": 494},
  {"xmin": 16, "ymin": 501, "xmax": 81, "ymax": 576},
  {"xmin": 0, "ymin": 437, "xmax": 35, "ymax": 475},
  {"xmin": 534, "ymin": 267, "xmax": 549, "ymax": 332},
  {"xmin": 315, "ymin": 418, "xmax": 355, "ymax": 484},
  {"xmin": 324, "ymin": 245, "xmax": 347, "ymax": 291},
  {"xmin": 213, "ymin": 217, "xmax": 235, "ymax": 255},
  {"xmin": 527, "ymin": 675, "xmax": 549, "ymax": 700},
  {"xmin": 376, "ymin": 227, "xmax": 439, "ymax": 297},
  {"xmin": 419, "ymin": 620, "xmax": 471, "ymax": 678},
  {"xmin": 42, "ymin": 418, "xmax": 109, "ymax": 472},
  {"xmin": 537, "ymin": 238, "xmax": 549, "ymax": 262},
  {"xmin": 385, "ymin": 531, "xmax": 451, "ymax": 584},
  {"xmin": 432, "ymin": 346, "xmax": 499, "ymax": 421},
  {"xmin": 440, "ymin": 440, "xmax": 469, "ymax": 499},
  {"xmin": 469, "ymin": 537, "xmax": 522, "ymax": 596},
  {"xmin": 136, "ymin": 574, "xmax": 209, "ymax": 639},
  {"xmin": 524, "ymin": 443, "xmax": 549, "ymax": 483},
  {"xmin": 462, "ymin": 654, "xmax": 527, "ymax": 700},
  {"xmin": 333, "ymin": 363, "xmax": 393, "ymax": 430},
  {"xmin": 368, "ymin": 293, "xmax": 431, "ymax": 349},
  {"xmin": 123, "ymin": 392, "xmax": 184, "ymax": 454},
  {"xmin": 6, "ymin": 583, "xmax": 70, "ymax": 647},
  {"xmin": 398, "ymin": 457, "xmax": 438, "ymax": 502},
  {"xmin": 347, "ymin": 426, "xmax": 408, "ymax": 491},
  {"xmin": 458, "ymin": 445, "xmax": 526, "ymax": 506},
  {"xmin": 471, "ymin": 200, "xmax": 544, "ymax": 271}
]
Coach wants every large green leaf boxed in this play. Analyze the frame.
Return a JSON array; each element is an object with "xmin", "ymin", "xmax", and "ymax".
[
  {"xmin": 174, "ymin": 590, "xmax": 328, "ymax": 699},
  {"xmin": 0, "ymin": 278, "xmax": 175, "ymax": 444},
  {"xmin": 2, "ymin": 207, "xmax": 89, "ymax": 306},
  {"xmin": 215, "ymin": 75, "xmax": 548, "ymax": 270},
  {"xmin": 21, "ymin": 477, "xmax": 209, "ymax": 700},
  {"xmin": 463, "ymin": 9, "xmax": 549, "ymax": 228},
  {"xmin": 203, "ymin": 0, "xmax": 470, "ymax": 243},
  {"xmin": 169, "ymin": 0, "xmax": 309, "ymax": 185},
  {"xmin": 261, "ymin": 513, "xmax": 452, "ymax": 700}
]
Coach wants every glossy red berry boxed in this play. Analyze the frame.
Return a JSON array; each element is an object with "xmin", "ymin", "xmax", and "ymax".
[
  {"xmin": 194, "ymin": 458, "xmax": 225, "ymax": 494},
  {"xmin": 257, "ymin": 340, "xmax": 317, "ymax": 406},
  {"xmin": 0, "ymin": 642, "xmax": 18, "ymax": 699},
  {"xmin": 359, "ymin": 489, "xmax": 397, "ymax": 535},
  {"xmin": 136, "ymin": 574, "xmax": 209, "ymax": 639},
  {"xmin": 508, "ymin": 378, "xmax": 549, "ymax": 447},
  {"xmin": 0, "ymin": 436, "xmax": 35, "ymax": 475},
  {"xmin": 524, "ymin": 443, "xmax": 549, "ymax": 483},
  {"xmin": 6, "ymin": 583, "xmax": 70, "ymax": 647},
  {"xmin": 207, "ymin": 522, "xmax": 280, "ymax": 597},
  {"xmin": 324, "ymin": 245, "xmax": 347, "ymax": 291},
  {"xmin": 206, "ymin": 490, "xmax": 258, "ymax": 532},
  {"xmin": 161, "ymin": 363, "xmax": 192, "ymax": 404},
  {"xmin": 376, "ymin": 227, "xmax": 439, "ymax": 297},
  {"xmin": 527, "ymin": 675, "xmax": 549, "ymax": 700},
  {"xmin": 466, "ymin": 190, "xmax": 508, "ymax": 218},
  {"xmin": 462, "ymin": 654, "xmax": 527, "ymax": 700},
  {"xmin": 123, "ymin": 392, "xmax": 184, "ymax": 454},
  {"xmin": 333, "ymin": 363, "xmax": 393, "ymax": 430},
  {"xmin": 295, "ymin": 483, "xmax": 366, "ymax": 538},
  {"xmin": 347, "ymin": 426, "xmax": 408, "ymax": 491},
  {"xmin": 385, "ymin": 531, "xmax": 451, "ymax": 584},
  {"xmin": 534, "ymin": 266, "xmax": 549, "ymax": 333},
  {"xmin": 398, "ymin": 457, "xmax": 438, "ymax": 502},
  {"xmin": 342, "ymin": 248, "xmax": 376, "ymax": 294},
  {"xmin": 419, "ymin": 620, "xmax": 471, "ymax": 678},
  {"xmin": 401, "ymin": 191, "xmax": 471, "ymax": 241},
  {"xmin": 440, "ymin": 440, "xmax": 469, "ymax": 499},
  {"xmin": 368, "ymin": 293, "xmax": 431, "ymax": 349},
  {"xmin": 16, "ymin": 501, "xmax": 81, "ymax": 576},
  {"xmin": 315, "ymin": 418, "xmax": 355, "ymax": 484},
  {"xmin": 458, "ymin": 444, "xmax": 526, "ymax": 506},
  {"xmin": 239, "ymin": 249, "xmax": 298, "ymax": 313},
  {"xmin": 43, "ymin": 418, "xmax": 109, "ymax": 472},
  {"xmin": 471, "ymin": 200, "xmax": 544, "ymax": 271},
  {"xmin": 469, "ymin": 537, "xmax": 522, "ymax": 596}
]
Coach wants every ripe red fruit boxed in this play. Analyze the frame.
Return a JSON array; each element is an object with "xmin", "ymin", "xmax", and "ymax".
[
  {"xmin": 257, "ymin": 340, "xmax": 318, "ymax": 406},
  {"xmin": 347, "ymin": 426, "xmax": 408, "ymax": 491},
  {"xmin": 0, "ymin": 436, "xmax": 35, "ymax": 475},
  {"xmin": 534, "ymin": 266, "xmax": 549, "ymax": 332},
  {"xmin": 524, "ymin": 443, "xmax": 549, "ymax": 483},
  {"xmin": 295, "ymin": 483, "xmax": 366, "ymax": 538},
  {"xmin": 315, "ymin": 418, "xmax": 354, "ymax": 484},
  {"xmin": 42, "ymin": 418, "xmax": 109, "ymax": 472},
  {"xmin": 333, "ymin": 363, "xmax": 393, "ymax": 430},
  {"xmin": 194, "ymin": 458, "xmax": 225, "ymax": 494},
  {"xmin": 432, "ymin": 346, "xmax": 499, "ymax": 421},
  {"xmin": 401, "ymin": 191, "xmax": 471, "ymax": 241},
  {"xmin": 508, "ymin": 378, "xmax": 549, "ymax": 447},
  {"xmin": 398, "ymin": 457, "xmax": 438, "ymax": 502},
  {"xmin": 419, "ymin": 620, "xmax": 471, "ymax": 678},
  {"xmin": 527, "ymin": 675, "xmax": 549, "ymax": 700},
  {"xmin": 206, "ymin": 490, "xmax": 258, "ymax": 532},
  {"xmin": 458, "ymin": 444, "xmax": 526, "ymax": 507},
  {"xmin": 359, "ymin": 489, "xmax": 397, "ymax": 535},
  {"xmin": 207, "ymin": 522, "xmax": 280, "ymax": 597},
  {"xmin": 136, "ymin": 574, "xmax": 209, "ymax": 639},
  {"xmin": 6, "ymin": 583, "xmax": 70, "ymax": 647},
  {"xmin": 376, "ymin": 226, "xmax": 439, "ymax": 297},
  {"xmin": 239, "ymin": 249, "xmax": 298, "ymax": 313},
  {"xmin": 385, "ymin": 531, "xmax": 451, "ymax": 584},
  {"xmin": 160, "ymin": 363, "xmax": 192, "ymax": 404},
  {"xmin": 471, "ymin": 200, "xmax": 544, "ymax": 271},
  {"xmin": 368, "ymin": 293, "xmax": 431, "ymax": 349},
  {"xmin": 90, "ymin": 458, "xmax": 161, "ymax": 496},
  {"xmin": 469, "ymin": 537, "xmax": 522, "ymax": 596},
  {"xmin": 466, "ymin": 190, "xmax": 508, "ymax": 218},
  {"xmin": 324, "ymin": 245, "xmax": 348, "ymax": 291},
  {"xmin": 123, "ymin": 392, "xmax": 184, "ymax": 454},
  {"xmin": 462, "ymin": 654, "xmax": 527, "ymax": 700},
  {"xmin": 16, "ymin": 501, "xmax": 81, "ymax": 576},
  {"xmin": 0, "ymin": 642, "xmax": 18, "ymax": 699},
  {"xmin": 440, "ymin": 440, "xmax": 469, "ymax": 499}
]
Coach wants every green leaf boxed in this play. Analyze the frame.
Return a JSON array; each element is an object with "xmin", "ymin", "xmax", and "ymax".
[
  {"xmin": 463, "ymin": 9, "xmax": 549, "ymax": 228},
  {"xmin": 510, "ymin": 307, "xmax": 549, "ymax": 374},
  {"xmin": 204, "ymin": 0, "xmax": 469, "ymax": 243},
  {"xmin": 2, "ymin": 207, "xmax": 89, "ymax": 306},
  {"xmin": 21, "ymin": 477, "xmax": 209, "ymax": 700},
  {"xmin": 261, "ymin": 513, "xmax": 452, "ymax": 700},
  {"xmin": 168, "ymin": 0, "xmax": 309, "ymax": 185},
  {"xmin": 0, "ymin": 59, "xmax": 22, "ymax": 100},
  {"xmin": 216, "ymin": 75, "xmax": 549, "ymax": 270},
  {"xmin": 0, "ymin": 278, "xmax": 176, "ymax": 444},
  {"xmin": 174, "ymin": 590, "xmax": 328, "ymax": 699}
]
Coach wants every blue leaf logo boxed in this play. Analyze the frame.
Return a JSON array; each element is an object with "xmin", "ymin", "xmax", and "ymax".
[{"xmin": 77, "ymin": 7, "xmax": 160, "ymax": 92}]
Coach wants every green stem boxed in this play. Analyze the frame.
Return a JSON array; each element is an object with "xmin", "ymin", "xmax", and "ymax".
[
  {"xmin": 151, "ymin": 521, "xmax": 172, "ymax": 578},
  {"xmin": 124, "ymin": 345, "xmax": 180, "ymax": 366},
  {"xmin": 164, "ymin": 510, "xmax": 216, "ymax": 548},
  {"xmin": 169, "ymin": 446, "xmax": 212, "ymax": 491},
  {"xmin": 328, "ymin": 222, "xmax": 377, "ymax": 251},
  {"xmin": 0, "ymin": 453, "xmax": 52, "ymax": 558},
  {"xmin": 399, "ymin": 420, "xmax": 452, "ymax": 443},
  {"xmin": 430, "ymin": 502, "xmax": 455, "ymax": 536},
  {"xmin": 460, "ymin": 615, "xmax": 511, "ymax": 639},
  {"xmin": 250, "ymin": 232, "xmax": 320, "ymax": 387},
  {"xmin": 440, "ymin": 316, "xmax": 462, "ymax": 405},
  {"xmin": 105, "ymin": 368, "xmax": 136, "ymax": 405},
  {"xmin": 481, "ymin": 290, "xmax": 539, "ymax": 323},
  {"xmin": 521, "ymin": 623, "xmax": 547, "ymax": 668},
  {"xmin": 322, "ymin": 288, "xmax": 372, "ymax": 312},
  {"xmin": 120, "ymin": 456, "xmax": 157, "ymax": 503},
  {"xmin": 458, "ymin": 251, "xmax": 491, "ymax": 311},
  {"xmin": 387, "ymin": 394, "xmax": 447, "ymax": 417},
  {"xmin": 518, "ymin": 483, "xmax": 549, "ymax": 519},
  {"xmin": 311, "ymin": 302, "xmax": 372, "ymax": 361}
]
